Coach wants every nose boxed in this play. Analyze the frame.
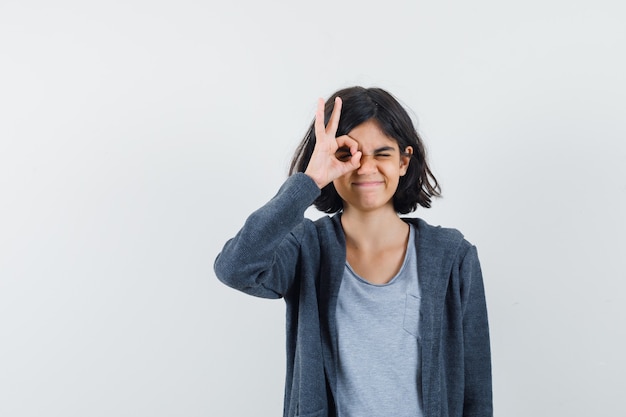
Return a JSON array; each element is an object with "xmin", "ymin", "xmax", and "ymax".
[{"xmin": 356, "ymin": 154, "xmax": 378, "ymax": 175}]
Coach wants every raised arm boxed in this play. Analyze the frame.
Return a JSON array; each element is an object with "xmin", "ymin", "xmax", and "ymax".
[
  {"xmin": 214, "ymin": 173, "xmax": 321, "ymax": 298},
  {"xmin": 215, "ymin": 96, "xmax": 360, "ymax": 298}
]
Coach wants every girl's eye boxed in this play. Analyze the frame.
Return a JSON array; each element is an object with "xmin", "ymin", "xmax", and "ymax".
[
  {"xmin": 335, "ymin": 148, "xmax": 352, "ymax": 161},
  {"xmin": 376, "ymin": 154, "xmax": 391, "ymax": 158}
]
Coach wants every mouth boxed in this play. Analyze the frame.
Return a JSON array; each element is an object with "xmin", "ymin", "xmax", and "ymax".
[{"xmin": 352, "ymin": 181, "xmax": 384, "ymax": 187}]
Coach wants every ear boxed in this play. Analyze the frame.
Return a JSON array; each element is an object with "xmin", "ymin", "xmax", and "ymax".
[{"xmin": 399, "ymin": 146, "xmax": 413, "ymax": 176}]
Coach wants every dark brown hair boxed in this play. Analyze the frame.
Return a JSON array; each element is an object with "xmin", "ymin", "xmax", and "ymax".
[{"xmin": 289, "ymin": 86, "xmax": 440, "ymax": 214}]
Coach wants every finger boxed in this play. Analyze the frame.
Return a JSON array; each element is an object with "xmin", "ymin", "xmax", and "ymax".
[
  {"xmin": 349, "ymin": 150, "xmax": 362, "ymax": 169},
  {"xmin": 335, "ymin": 150, "xmax": 361, "ymax": 177},
  {"xmin": 314, "ymin": 98, "xmax": 326, "ymax": 139},
  {"xmin": 336, "ymin": 134, "xmax": 359, "ymax": 156},
  {"xmin": 326, "ymin": 97, "xmax": 342, "ymax": 136}
]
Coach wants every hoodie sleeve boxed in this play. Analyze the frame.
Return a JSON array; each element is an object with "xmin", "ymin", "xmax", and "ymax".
[
  {"xmin": 460, "ymin": 244, "xmax": 493, "ymax": 416},
  {"xmin": 214, "ymin": 173, "xmax": 321, "ymax": 299}
]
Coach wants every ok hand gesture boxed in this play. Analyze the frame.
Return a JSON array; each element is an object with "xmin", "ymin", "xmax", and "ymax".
[{"xmin": 304, "ymin": 97, "xmax": 362, "ymax": 189}]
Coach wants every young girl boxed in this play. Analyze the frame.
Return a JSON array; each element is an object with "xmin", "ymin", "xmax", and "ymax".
[{"xmin": 214, "ymin": 87, "xmax": 492, "ymax": 417}]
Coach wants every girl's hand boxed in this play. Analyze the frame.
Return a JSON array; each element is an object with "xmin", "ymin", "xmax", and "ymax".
[{"xmin": 304, "ymin": 97, "xmax": 362, "ymax": 189}]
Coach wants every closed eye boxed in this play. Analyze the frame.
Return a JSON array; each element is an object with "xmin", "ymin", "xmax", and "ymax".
[{"xmin": 372, "ymin": 146, "xmax": 396, "ymax": 158}]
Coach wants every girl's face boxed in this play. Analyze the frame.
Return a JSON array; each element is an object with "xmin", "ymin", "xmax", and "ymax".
[{"xmin": 333, "ymin": 120, "xmax": 412, "ymax": 214}]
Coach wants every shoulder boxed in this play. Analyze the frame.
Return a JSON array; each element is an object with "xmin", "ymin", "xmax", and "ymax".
[
  {"xmin": 313, "ymin": 212, "xmax": 342, "ymax": 236},
  {"xmin": 403, "ymin": 217, "xmax": 465, "ymax": 245},
  {"xmin": 403, "ymin": 217, "xmax": 473, "ymax": 257},
  {"xmin": 309, "ymin": 212, "xmax": 345, "ymax": 248}
]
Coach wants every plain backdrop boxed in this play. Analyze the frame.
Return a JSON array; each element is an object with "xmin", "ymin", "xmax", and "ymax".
[{"xmin": 1, "ymin": 0, "xmax": 625, "ymax": 416}]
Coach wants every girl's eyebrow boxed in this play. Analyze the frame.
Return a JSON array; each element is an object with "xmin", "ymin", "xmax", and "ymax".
[
  {"xmin": 338, "ymin": 145, "xmax": 396, "ymax": 155},
  {"xmin": 373, "ymin": 146, "xmax": 396, "ymax": 153},
  {"xmin": 342, "ymin": 135, "xmax": 397, "ymax": 154}
]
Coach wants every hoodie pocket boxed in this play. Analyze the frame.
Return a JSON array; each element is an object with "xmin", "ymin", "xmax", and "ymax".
[{"xmin": 295, "ymin": 408, "xmax": 325, "ymax": 417}]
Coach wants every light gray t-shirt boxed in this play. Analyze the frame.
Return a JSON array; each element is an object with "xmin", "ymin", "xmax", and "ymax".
[{"xmin": 335, "ymin": 224, "xmax": 423, "ymax": 417}]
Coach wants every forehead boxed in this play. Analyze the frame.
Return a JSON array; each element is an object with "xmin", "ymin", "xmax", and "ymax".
[{"xmin": 347, "ymin": 120, "xmax": 399, "ymax": 150}]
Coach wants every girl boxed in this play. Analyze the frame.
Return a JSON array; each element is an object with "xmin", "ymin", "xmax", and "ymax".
[{"xmin": 214, "ymin": 86, "xmax": 492, "ymax": 417}]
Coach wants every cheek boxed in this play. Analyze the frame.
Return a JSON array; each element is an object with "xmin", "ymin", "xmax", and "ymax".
[
  {"xmin": 332, "ymin": 173, "xmax": 348, "ymax": 187},
  {"xmin": 331, "ymin": 181, "xmax": 351, "ymax": 203},
  {"xmin": 331, "ymin": 176, "xmax": 348, "ymax": 195}
]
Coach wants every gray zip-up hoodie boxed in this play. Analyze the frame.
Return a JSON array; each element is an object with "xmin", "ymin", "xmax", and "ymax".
[{"xmin": 214, "ymin": 173, "xmax": 492, "ymax": 417}]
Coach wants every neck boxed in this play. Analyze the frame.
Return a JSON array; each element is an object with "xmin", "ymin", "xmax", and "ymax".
[{"xmin": 340, "ymin": 205, "xmax": 407, "ymax": 251}]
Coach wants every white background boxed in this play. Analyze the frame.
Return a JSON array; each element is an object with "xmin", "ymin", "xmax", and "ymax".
[{"xmin": 1, "ymin": 0, "xmax": 625, "ymax": 416}]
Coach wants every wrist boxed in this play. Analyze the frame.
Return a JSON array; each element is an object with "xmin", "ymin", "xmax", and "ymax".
[{"xmin": 304, "ymin": 171, "xmax": 327, "ymax": 189}]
